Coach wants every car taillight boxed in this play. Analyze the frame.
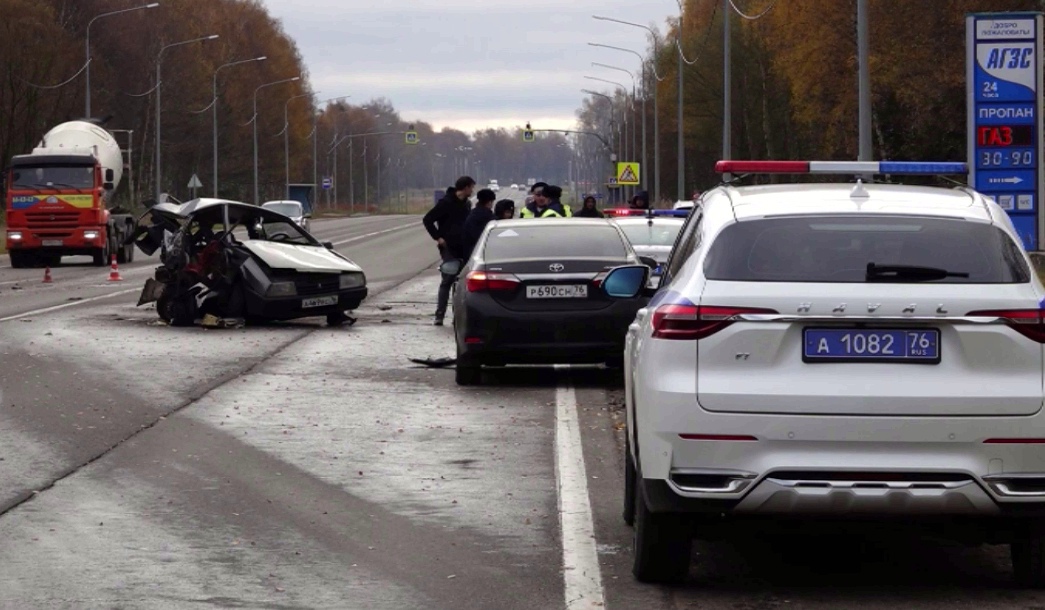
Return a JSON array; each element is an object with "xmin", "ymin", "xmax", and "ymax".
[
  {"xmin": 967, "ymin": 309, "xmax": 1045, "ymax": 343},
  {"xmin": 651, "ymin": 305, "xmax": 778, "ymax": 340},
  {"xmin": 466, "ymin": 271, "xmax": 520, "ymax": 293},
  {"xmin": 592, "ymin": 272, "xmax": 608, "ymax": 288}
]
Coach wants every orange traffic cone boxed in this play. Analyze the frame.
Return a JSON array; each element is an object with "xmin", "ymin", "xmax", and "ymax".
[
  {"xmin": 42, "ymin": 266, "xmax": 53, "ymax": 284},
  {"xmin": 107, "ymin": 253, "xmax": 123, "ymax": 282}
]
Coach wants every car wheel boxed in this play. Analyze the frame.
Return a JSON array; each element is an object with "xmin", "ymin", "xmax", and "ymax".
[
  {"xmin": 633, "ymin": 477, "xmax": 691, "ymax": 583},
  {"xmin": 1012, "ymin": 526, "xmax": 1045, "ymax": 587},
  {"xmin": 623, "ymin": 438, "xmax": 636, "ymax": 526},
  {"xmin": 9, "ymin": 251, "xmax": 29, "ymax": 269},
  {"xmin": 455, "ymin": 359, "xmax": 481, "ymax": 386},
  {"xmin": 168, "ymin": 293, "xmax": 196, "ymax": 327},
  {"xmin": 92, "ymin": 238, "xmax": 110, "ymax": 267},
  {"xmin": 454, "ymin": 340, "xmax": 481, "ymax": 385}
]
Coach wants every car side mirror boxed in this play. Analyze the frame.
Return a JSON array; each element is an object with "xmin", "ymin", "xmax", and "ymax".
[
  {"xmin": 322, "ymin": 241, "xmax": 334, "ymax": 250},
  {"xmin": 104, "ymin": 168, "xmax": 115, "ymax": 182},
  {"xmin": 639, "ymin": 256, "xmax": 658, "ymax": 269},
  {"xmin": 103, "ymin": 182, "xmax": 115, "ymax": 191},
  {"xmin": 602, "ymin": 265, "xmax": 650, "ymax": 299}
]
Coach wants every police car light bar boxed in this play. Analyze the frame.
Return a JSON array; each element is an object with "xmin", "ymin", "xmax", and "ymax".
[{"xmin": 714, "ymin": 161, "xmax": 969, "ymax": 176}]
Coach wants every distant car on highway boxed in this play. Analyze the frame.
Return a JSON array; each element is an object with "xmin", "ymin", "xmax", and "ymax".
[
  {"xmin": 510, "ymin": 183, "xmax": 519, "ymax": 190},
  {"xmin": 487, "ymin": 180, "xmax": 500, "ymax": 192},
  {"xmin": 128, "ymin": 198, "xmax": 366, "ymax": 327},
  {"xmin": 602, "ymin": 159, "xmax": 1045, "ymax": 586},
  {"xmin": 610, "ymin": 215, "xmax": 684, "ymax": 287},
  {"xmin": 451, "ymin": 218, "xmax": 654, "ymax": 385},
  {"xmin": 261, "ymin": 200, "xmax": 309, "ymax": 232}
]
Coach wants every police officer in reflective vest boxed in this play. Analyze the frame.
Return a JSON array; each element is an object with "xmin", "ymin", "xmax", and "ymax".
[{"xmin": 521, "ymin": 184, "xmax": 571, "ymax": 218}]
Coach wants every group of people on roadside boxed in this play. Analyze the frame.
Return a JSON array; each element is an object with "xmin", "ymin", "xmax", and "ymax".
[{"xmin": 421, "ymin": 175, "xmax": 653, "ymax": 325}]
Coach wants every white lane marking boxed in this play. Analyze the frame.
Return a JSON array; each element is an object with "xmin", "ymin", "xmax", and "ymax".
[
  {"xmin": 555, "ymin": 370, "xmax": 606, "ymax": 609},
  {"xmin": 0, "ymin": 288, "xmax": 139, "ymax": 323},
  {"xmin": 330, "ymin": 221, "xmax": 418, "ymax": 246}
]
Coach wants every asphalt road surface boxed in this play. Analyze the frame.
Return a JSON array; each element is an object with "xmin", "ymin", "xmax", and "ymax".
[{"xmin": 0, "ymin": 209, "xmax": 1043, "ymax": 609}]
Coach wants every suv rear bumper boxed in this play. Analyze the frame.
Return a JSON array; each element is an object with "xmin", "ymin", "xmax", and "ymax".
[{"xmin": 642, "ymin": 477, "xmax": 1045, "ymax": 518}]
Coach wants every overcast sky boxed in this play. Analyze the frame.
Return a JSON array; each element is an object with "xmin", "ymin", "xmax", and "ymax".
[{"xmin": 262, "ymin": 0, "xmax": 677, "ymax": 134}]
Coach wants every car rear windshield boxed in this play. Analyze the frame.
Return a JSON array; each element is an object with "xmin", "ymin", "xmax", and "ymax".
[
  {"xmin": 483, "ymin": 225, "xmax": 627, "ymax": 260},
  {"xmin": 703, "ymin": 216, "xmax": 1030, "ymax": 283},
  {"xmin": 619, "ymin": 223, "xmax": 683, "ymax": 247}
]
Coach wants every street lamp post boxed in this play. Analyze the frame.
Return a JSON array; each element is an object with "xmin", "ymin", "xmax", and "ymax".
[
  {"xmin": 282, "ymin": 92, "xmax": 314, "ymax": 199},
  {"xmin": 155, "ymin": 34, "xmax": 219, "ymax": 201},
  {"xmin": 251, "ymin": 76, "xmax": 300, "ymax": 204},
  {"xmin": 592, "ymin": 63, "xmax": 639, "ymax": 200},
  {"xmin": 206, "ymin": 56, "xmax": 267, "ymax": 197},
  {"xmin": 588, "ymin": 42, "xmax": 664, "ymax": 205},
  {"xmin": 313, "ymin": 96, "xmax": 350, "ymax": 210},
  {"xmin": 589, "ymin": 18, "xmax": 668, "ymax": 202},
  {"xmin": 582, "ymin": 88, "xmax": 619, "ymax": 203},
  {"xmin": 586, "ymin": 76, "xmax": 631, "ymax": 199},
  {"xmin": 86, "ymin": 2, "xmax": 159, "ymax": 118}
]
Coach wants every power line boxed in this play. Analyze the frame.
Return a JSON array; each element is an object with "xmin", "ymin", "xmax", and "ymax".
[
  {"xmin": 678, "ymin": 0, "xmax": 719, "ymax": 66},
  {"xmin": 23, "ymin": 59, "xmax": 91, "ymax": 90},
  {"xmin": 727, "ymin": 0, "xmax": 779, "ymax": 21}
]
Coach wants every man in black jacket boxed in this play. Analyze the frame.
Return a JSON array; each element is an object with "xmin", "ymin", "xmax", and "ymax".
[
  {"xmin": 463, "ymin": 188, "xmax": 496, "ymax": 260},
  {"xmin": 423, "ymin": 176, "xmax": 475, "ymax": 325}
]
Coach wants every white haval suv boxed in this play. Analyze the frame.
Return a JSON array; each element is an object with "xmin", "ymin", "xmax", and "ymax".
[{"xmin": 601, "ymin": 161, "xmax": 1045, "ymax": 586}]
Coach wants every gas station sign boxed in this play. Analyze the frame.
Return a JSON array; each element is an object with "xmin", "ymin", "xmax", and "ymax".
[{"xmin": 967, "ymin": 13, "xmax": 1044, "ymax": 249}]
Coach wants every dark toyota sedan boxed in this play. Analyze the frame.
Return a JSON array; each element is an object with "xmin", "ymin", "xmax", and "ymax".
[{"xmin": 451, "ymin": 218, "xmax": 651, "ymax": 385}]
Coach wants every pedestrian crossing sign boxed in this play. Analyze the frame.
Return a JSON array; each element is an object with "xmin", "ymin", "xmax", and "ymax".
[
  {"xmin": 616, "ymin": 162, "xmax": 640, "ymax": 186},
  {"xmin": 523, "ymin": 129, "xmax": 535, "ymax": 143},
  {"xmin": 405, "ymin": 131, "xmax": 419, "ymax": 145}
]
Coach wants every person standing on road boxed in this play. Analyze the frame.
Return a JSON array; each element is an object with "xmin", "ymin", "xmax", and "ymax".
[
  {"xmin": 494, "ymin": 199, "xmax": 515, "ymax": 220},
  {"xmin": 521, "ymin": 182, "xmax": 548, "ymax": 218},
  {"xmin": 629, "ymin": 190, "xmax": 650, "ymax": 210},
  {"xmin": 521, "ymin": 184, "xmax": 560, "ymax": 218},
  {"xmin": 574, "ymin": 195, "xmax": 604, "ymax": 218},
  {"xmin": 463, "ymin": 188, "xmax": 496, "ymax": 260},
  {"xmin": 423, "ymin": 175, "xmax": 475, "ymax": 326},
  {"xmin": 543, "ymin": 185, "xmax": 571, "ymax": 217}
]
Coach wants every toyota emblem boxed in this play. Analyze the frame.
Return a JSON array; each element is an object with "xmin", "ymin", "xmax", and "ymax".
[{"xmin": 549, "ymin": 263, "xmax": 565, "ymax": 272}]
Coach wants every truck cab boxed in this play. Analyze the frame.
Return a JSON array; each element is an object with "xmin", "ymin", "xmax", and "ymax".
[{"xmin": 4, "ymin": 121, "xmax": 134, "ymax": 268}]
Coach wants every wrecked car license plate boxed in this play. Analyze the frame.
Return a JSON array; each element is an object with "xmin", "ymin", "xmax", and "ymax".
[
  {"xmin": 42, "ymin": 240, "xmax": 63, "ymax": 247},
  {"xmin": 302, "ymin": 295, "xmax": 338, "ymax": 309}
]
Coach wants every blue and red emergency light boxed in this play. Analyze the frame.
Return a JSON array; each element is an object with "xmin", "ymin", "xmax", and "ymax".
[
  {"xmin": 714, "ymin": 161, "xmax": 969, "ymax": 175},
  {"xmin": 604, "ymin": 208, "xmax": 689, "ymax": 218}
]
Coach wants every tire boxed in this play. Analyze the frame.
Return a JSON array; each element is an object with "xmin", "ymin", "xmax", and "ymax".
[
  {"xmin": 9, "ymin": 251, "xmax": 29, "ymax": 269},
  {"xmin": 92, "ymin": 236, "xmax": 110, "ymax": 267},
  {"xmin": 1012, "ymin": 527, "xmax": 1045, "ymax": 587},
  {"xmin": 455, "ymin": 360, "xmax": 481, "ymax": 386},
  {"xmin": 623, "ymin": 439, "xmax": 636, "ymax": 526},
  {"xmin": 633, "ymin": 477, "xmax": 692, "ymax": 584}
]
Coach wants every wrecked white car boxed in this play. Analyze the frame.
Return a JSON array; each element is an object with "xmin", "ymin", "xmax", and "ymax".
[{"xmin": 127, "ymin": 198, "xmax": 367, "ymax": 327}]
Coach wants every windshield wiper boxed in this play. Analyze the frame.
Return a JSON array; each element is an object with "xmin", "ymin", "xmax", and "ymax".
[
  {"xmin": 36, "ymin": 182, "xmax": 82, "ymax": 189},
  {"xmin": 866, "ymin": 262, "xmax": 970, "ymax": 282}
]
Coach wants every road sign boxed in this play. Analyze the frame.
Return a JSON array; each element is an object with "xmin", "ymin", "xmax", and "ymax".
[
  {"xmin": 405, "ymin": 131, "xmax": 419, "ymax": 145},
  {"xmin": 522, "ymin": 130, "xmax": 535, "ymax": 143},
  {"xmin": 606, "ymin": 177, "xmax": 620, "ymax": 189},
  {"xmin": 968, "ymin": 13, "xmax": 1044, "ymax": 249},
  {"xmin": 322, "ymin": 177, "xmax": 332, "ymax": 190},
  {"xmin": 187, "ymin": 173, "xmax": 203, "ymax": 189},
  {"xmin": 616, "ymin": 162, "xmax": 640, "ymax": 186}
]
